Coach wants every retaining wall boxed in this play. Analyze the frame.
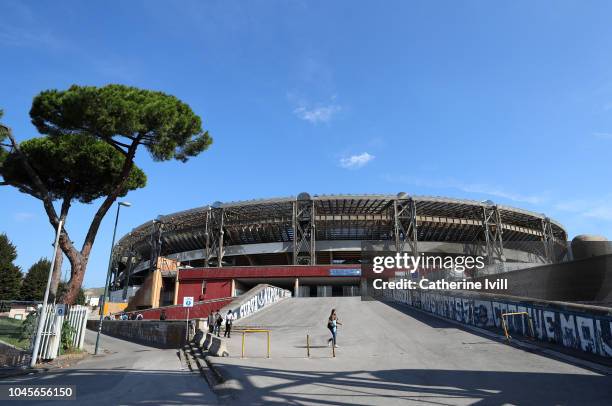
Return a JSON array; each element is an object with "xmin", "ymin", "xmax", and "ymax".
[
  {"xmin": 0, "ymin": 340, "xmax": 30, "ymax": 368},
  {"xmin": 382, "ymin": 288, "xmax": 612, "ymax": 359},
  {"xmin": 86, "ymin": 320, "xmax": 187, "ymax": 348}
]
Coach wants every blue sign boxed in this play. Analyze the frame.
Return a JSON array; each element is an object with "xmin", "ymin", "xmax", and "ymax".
[{"xmin": 329, "ymin": 268, "xmax": 361, "ymax": 277}]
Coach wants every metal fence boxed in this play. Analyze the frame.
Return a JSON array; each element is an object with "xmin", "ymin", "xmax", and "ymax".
[{"xmin": 33, "ymin": 304, "xmax": 89, "ymax": 362}]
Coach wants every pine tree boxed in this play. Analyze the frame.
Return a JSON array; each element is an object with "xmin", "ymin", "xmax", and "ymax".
[
  {"xmin": 20, "ymin": 258, "xmax": 51, "ymax": 301},
  {"xmin": 0, "ymin": 233, "xmax": 22, "ymax": 300}
]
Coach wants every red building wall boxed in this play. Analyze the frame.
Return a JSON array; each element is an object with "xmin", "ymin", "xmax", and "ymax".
[
  {"xmin": 177, "ymin": 279, "xmax": 232, "ymax": 304},
  {"xmin": 129, "ymin": 298, "xmax": 233, "ymax": 320},
  {"xmin": 179, "ymin": 264, "xmax": 359, "ymax": 281}
]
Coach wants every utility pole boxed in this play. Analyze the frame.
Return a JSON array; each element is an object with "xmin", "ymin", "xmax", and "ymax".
[
  {"xmin": 30, "ymin": 219, "xmax": 64, "ymax": 368},
  {"xmin": 95, "ymin": 202, "xmax": 131, "ymax": 355}
]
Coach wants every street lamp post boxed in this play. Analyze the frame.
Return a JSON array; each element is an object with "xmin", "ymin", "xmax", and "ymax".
[{"xmin": 94, "ymin": 201, "xmax": 131, "ymax": 355}]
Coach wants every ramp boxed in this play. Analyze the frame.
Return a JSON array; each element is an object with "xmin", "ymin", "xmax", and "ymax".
[{"xmin": 209, "ymin": 297, "xmax": 612, "ymax": 405}]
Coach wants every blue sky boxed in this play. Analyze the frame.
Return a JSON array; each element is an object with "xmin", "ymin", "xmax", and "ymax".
[{"xmin": 1, "ymin": 1, "xmax": 612, "ymax": 287}]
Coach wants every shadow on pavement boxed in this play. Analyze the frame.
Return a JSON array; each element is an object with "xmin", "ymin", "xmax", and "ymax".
[
  {"xmin": 215, "ymin": 364, "xmax": 612, "ymax": 405},
  {"xmin": 3, "ymin": 368, "xmax": 216, "ymax": 405}
]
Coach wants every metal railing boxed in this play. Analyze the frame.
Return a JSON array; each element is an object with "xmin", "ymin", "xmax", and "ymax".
[
  {"xmin": 241, "ymin": 329, "xmax": 270, "ymax": 358},
  {"xmin": 500, "ymin": 311, "xmax": 535, "ymax": 342}
]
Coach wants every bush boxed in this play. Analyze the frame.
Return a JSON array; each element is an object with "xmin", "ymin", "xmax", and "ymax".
[
  {"xmin": 20, "ymin": 312, "xmax": 38, "ymax": 344},
  {"xmin": 60, "ymin": 320, "xmax": 76, "ymax": 354}
]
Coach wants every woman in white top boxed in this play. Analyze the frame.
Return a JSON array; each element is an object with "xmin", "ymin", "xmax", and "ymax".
[{"xmin": 327, "ymin": 309, "xmax": 342, "ymax": 348}]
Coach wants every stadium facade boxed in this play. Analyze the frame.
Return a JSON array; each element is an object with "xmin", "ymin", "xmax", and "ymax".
[{"xmin": 109, "ymin": 193, "xmax": 567, "ymax": 310}]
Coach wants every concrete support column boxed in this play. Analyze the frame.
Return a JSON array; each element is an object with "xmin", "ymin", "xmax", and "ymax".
[
  {"xmin": 173, "ymin": 270, "xmax": 180, "ymax": 305},
  {"xmin": 231, "ymin": 279, "xmax": 236, "ymax": 297},
  {"xmin": 294, "ymin": 278, "xmax": 300, "ymax": 298}
]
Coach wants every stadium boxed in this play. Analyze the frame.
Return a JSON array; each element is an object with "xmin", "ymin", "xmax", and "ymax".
[{"xmin": 106, "ymin": 193, "xmax": 568, "ymax": 311}]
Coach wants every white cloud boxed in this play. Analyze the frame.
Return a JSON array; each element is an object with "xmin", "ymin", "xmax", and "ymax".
[
  {"xmin": 383, "ymin": 175, "xmax": 545, "ymax": 205},
  {"xmin": 593, "ymin": 132, "xmax": 612, "ymax": 140},
  {"xmin": 339, "ymin": 152, "xmax": 375, "ymax": 169},
  {"xmin": 13, "ymin": 212, "xmax": 35, "ymax": 222},
  {"xmin": 456, "ymin": 182, "xmax": 544, "ymax": 205},
  {"xmin": 293, "ymin": 104, "xmax": 341, "ymax": 124},
  {"xmin": 554, "ymin": 198, "xmax": 612, "ymax": 221}
]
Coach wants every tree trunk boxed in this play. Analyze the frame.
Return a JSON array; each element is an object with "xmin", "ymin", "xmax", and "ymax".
[
  {"xmin": 49, "ymin": 248, "xmax": 63, "ymax": 302},
  {"xmin": 61, "ymin": 146, "xmax": 138, "ymax": 304},
  {"xmin": 61, "ymin": 256, "xmax": 87, "ymax": 304},
  {"xmin": 58, "ymin": 233, "xmax": 88, "ymax": 305}
]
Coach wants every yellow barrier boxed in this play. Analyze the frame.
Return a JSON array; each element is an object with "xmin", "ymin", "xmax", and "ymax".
[
  {"xmin": 305, "ymin": 333, "xmax": 336, "ymax": 358},
  {"xmin": 501, "ymin": 311, "xmax": 535, "ymax": 342},
  {"xmin": 241, "ymin": 329, "xmax": 270, "ymax": 358}
]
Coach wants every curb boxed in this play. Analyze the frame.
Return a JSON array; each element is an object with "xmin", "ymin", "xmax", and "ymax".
[
  {"xmin": 181, "ymin": 341, "xmax": 241, "ymax": 403},
  {"xmin": 203, "ymin": 352, "xmax": 244, "ymax": 403},
  {"xmin": 0, "ymin": 367, "xmax": 47, "ymax": 380}
]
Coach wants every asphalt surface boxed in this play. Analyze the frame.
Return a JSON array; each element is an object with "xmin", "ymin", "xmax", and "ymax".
[
  {"xmin": 209, "ymin": 297, "xmax": 612, "ymax": 405},
  {"xmin": 2, "ymin": 330, "xmax": 217, "ymax": 405},
  {"xmin": 3, "ymin": 298, "xmax": 611, "ymax": 405}
]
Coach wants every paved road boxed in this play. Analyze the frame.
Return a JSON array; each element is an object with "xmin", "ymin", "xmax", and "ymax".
[
  {"xmin": 210, "ymin": 297, "xmax": 612, "ymax": 405},
  {"xmin": 3, "ymin": 330, "xmax": 217, "ymax": 405}
]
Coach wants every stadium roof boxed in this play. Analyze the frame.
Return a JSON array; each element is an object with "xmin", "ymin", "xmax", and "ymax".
[{"xmin": 115, "ymin": 194, "xmax": 566, "ymax": 258}]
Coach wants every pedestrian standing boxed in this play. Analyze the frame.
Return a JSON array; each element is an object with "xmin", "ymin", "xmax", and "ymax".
[
  {"xmin": 207, "ymin": 311, "xmax": 215, "ymax": 334},
  {"xmin": 214, "ymin": 310, "xmax": 222, "ymax": 336},
  {"xmin": 224, "ymin": 310, "xmax": 235, "ymax": 338}
]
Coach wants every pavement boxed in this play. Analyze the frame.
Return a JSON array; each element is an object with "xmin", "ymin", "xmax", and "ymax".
[
  {"xmin": 3, "ymin": 297, "xmax": 611, "ymax": 405},
  {"xmin": 2, "ymin": 330, "xmax": 218, "ymax": 405},
  {"xmin": 208, "ymin": 297, "xmax": 612, "ymax": 405}
]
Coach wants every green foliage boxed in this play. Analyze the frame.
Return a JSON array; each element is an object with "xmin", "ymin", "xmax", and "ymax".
[
  {"xmin": 0, "ymin": 317, "xmax": 29, "ymax": 350},
  {"xmin": 1, "ymin": 135, "xmax": 146, "ymax": 203},
  {"xmin": 0, "ymin": 234, "xmax": 22, "ymax": 301},
  {"xmin": 75, "ymin": 288, "xmax": 86, "ymax": 305},
  {"xmin": 19, "ymin": 311, "xmax": 38, "ymax": 343},
  {"xmin": 1, "ymin": 86, "xmax": 211, "ymax": 303},
  {"xmin": 30, "ymin": 84, "xmax": 212, "ymax": 162},
  {"xmin": 20, "ymin": 258, "xmax": 50, "ymax": 301},
  {"xmin": 60, "ymin": 319, "xmax": 76, "ymax": 354}
]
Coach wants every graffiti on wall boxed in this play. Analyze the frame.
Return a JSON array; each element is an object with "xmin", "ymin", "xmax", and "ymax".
[
  {"xmin": 233, "ymin": 286, "xmax": 292, "ymax": 320},
  {"xmin": 383, "ymin": 289, "xmax": 612, "ymax": 358}
]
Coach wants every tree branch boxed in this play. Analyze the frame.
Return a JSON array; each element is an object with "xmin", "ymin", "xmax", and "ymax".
[
  {"xmin": 81, "ymin": 136, "xmax": 142, "ymax": 256},
  {"xmin": 2, "ymin": 125, "xmax": 62, "ymax": 225},
  {"xmin": 3, "ymin": 124, "xmax": 81, "ymax": 280}
]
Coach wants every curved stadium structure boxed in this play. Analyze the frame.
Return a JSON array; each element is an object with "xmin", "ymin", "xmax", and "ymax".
[{"xmin": 109, "ymin": 193, "xmax": 568, "ymax": 305}]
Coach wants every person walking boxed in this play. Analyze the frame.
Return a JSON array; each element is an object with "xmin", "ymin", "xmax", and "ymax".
[
  {"xmin": 327, "ymin": 309, "xmax": 342, "ymax": 348},
  {"xmin": 160, "ymin": 310, "xmax": 167, "ymax": 321},
  {"xmin": 224, "ymin": 310, "xmax": 235, "ymax": 338},
  {"xmin": 214, "ymin": 310, "xmax": 223, "ymax": 337}
]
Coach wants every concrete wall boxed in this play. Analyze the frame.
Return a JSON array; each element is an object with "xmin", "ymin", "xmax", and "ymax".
[
  {"xmin": 0, "ymin": 340, "xmax": 30, "ymax": 368},
  {"xmin": 474, "ymin": 254, "xmax": 612, "ymax": 302},
  {"xmin": 382, "ymin": 288, "xmax": 612, "ymax": 359},
  {"xmin": 86, "ymin": 320, "xmax": 187, "ymax": 348}
]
